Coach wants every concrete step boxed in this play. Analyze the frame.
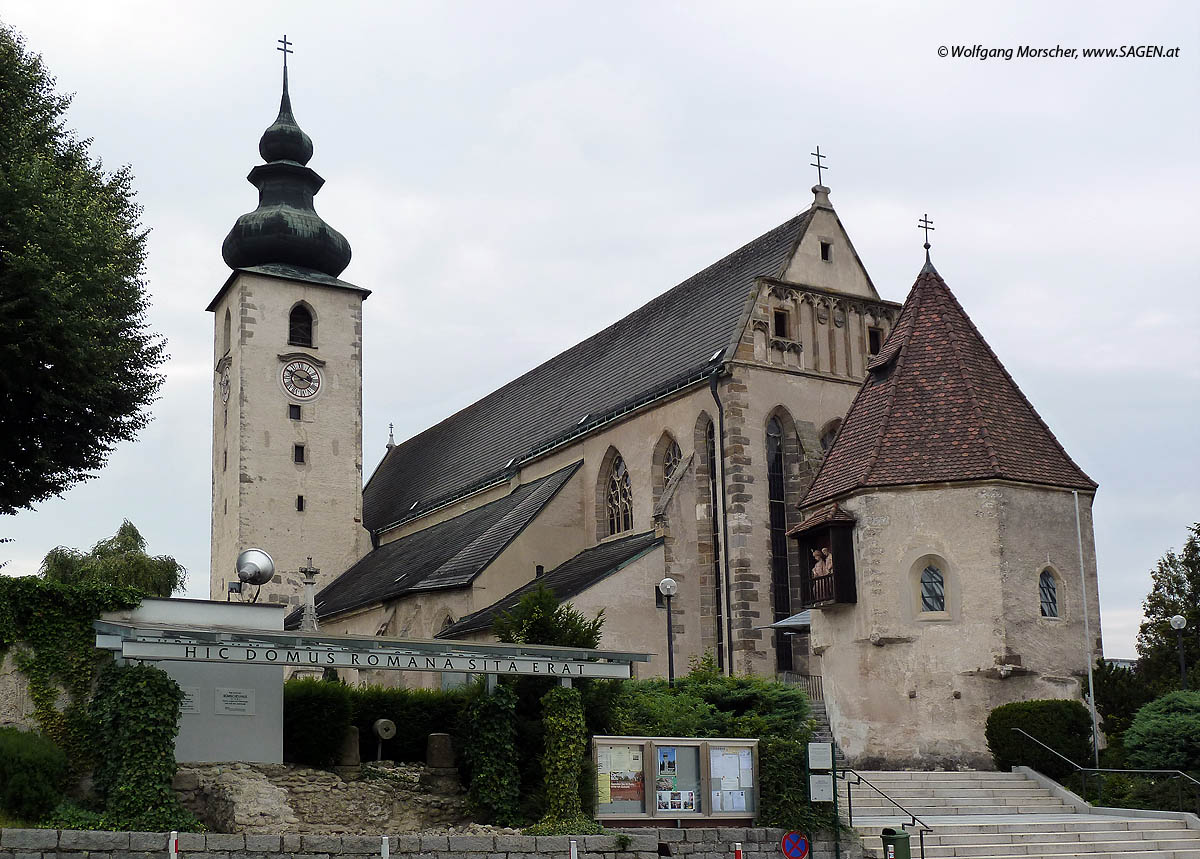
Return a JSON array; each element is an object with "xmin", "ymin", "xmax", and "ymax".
[
  {"xmin": 928, "ymin": 828, "xmax": 1192, "ymax": 846},
  {"xmin": 855, "ymin": 819, "xmax": 1190, "ymax": 838},
  {"xmin": 920, "ymin": 839, "xmax": 1200, "ymax": 857}
]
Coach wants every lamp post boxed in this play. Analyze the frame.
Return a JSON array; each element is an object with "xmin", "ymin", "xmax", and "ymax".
[
  {"xmin": 659, "ymin": 577, "xmax": 678, "ymax": 687},
  {"xmin": 1171, "ymin": 615, "xmax": 1188, "ymax": 690}
]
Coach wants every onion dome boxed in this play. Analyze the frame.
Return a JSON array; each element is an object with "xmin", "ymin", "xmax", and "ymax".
[{"xmin": 221, "ymin": 66, "xmax": 352, "ymax": 278}]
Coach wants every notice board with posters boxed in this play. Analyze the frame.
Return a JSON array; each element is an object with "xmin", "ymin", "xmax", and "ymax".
[{"xmin": 592, "ymin": 736, "xmax": 758, "ymax": 822}]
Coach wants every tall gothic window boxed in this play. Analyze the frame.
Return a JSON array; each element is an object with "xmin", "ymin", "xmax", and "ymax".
[
  {"xmin": 767, "ymin": 416, "xmax": 793, "ymax": 672},
  {"xmin": 606, "ymin": 455, "xmax": 633, "ymax": 535},
  {"xmin": 706, "ymin": 421, "xmax": 724, "ymax": 671},
  {"xmin": 1040, "ymin": 570, "xmax": 1059, "ymax": 618},
  {"xmin": 921, "ymin": 565, "xmax": 945, "ymax": 612},
  {"xmin": 289, "ymin": 304, "xmax": 313, "ymax": 347},
  {"xmin": 663, "ymin": 439, "xmax": 682, "ymax": 483}
]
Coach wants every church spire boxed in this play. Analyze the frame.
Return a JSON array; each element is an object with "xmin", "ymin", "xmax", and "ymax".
[{"xmin": 221, "ymin": 38, "xmax": 352, "ymax": 278}]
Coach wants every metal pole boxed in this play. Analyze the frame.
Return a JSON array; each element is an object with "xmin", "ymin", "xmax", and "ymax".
[
  {"xmin": 1178, "ymin": 628, "xmax": 1189, "ymax": 690},
  {"xmin": 665, "ymin": 593, "xmax": 675, "ymax": 687},
  {"xmin": 1074, "ymin": 490, "xmax": 1102, "ymax": 770}
]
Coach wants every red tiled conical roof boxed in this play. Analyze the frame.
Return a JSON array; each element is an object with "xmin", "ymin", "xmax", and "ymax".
[{"xmin": 802, "ymin": 260, "xmax": 1096, "ymax": 506}]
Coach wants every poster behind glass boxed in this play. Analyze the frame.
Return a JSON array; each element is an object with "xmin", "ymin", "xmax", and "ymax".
[
  {"xmin": 596, "ymin": 743, "xmax": 645, "ymax": 814},
  {"xmin": 653, "ymin": 745, "xmax": 701, "ymax": 814},
  {"xmin": 708, "ymin": 745, "xmax": 756, "ymax": 814}
]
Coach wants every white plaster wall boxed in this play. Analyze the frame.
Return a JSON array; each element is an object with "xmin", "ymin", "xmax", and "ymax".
[{"xmin": 781, "ymin": 206, "xmax": 878, "ymax": 299}]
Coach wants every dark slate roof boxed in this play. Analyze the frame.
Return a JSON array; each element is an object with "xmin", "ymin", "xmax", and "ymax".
[
  {"xmin": 802, "ymin": 261, "xmax": 1096, "ymax": 507},
  {"xmin": 287, "ymin": 461, "xmax": 582, "ymax": 627},
  {"xmin": 436, "ymin": 531, "xmax": 663, "ymax": 639},
  {"xmin": 362, "ymin": 210, "xmax": 817, "ymax": 533}
]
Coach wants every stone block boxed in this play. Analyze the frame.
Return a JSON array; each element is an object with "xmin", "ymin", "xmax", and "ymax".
[
  {"xmin": 637, "ymin": 852, "xmax": 659, "ymax": 859},
  {"xmin": 282, "ymin": 834, "xmax": 304, "ymax": 852},
  {"xmin": 426, "ymin": 733, "xmax": 455, "ymax": 768},
  {"xmin": 292, "ymin": 853, "xmax": 331, "ymax": 859},
  {"xmin": 684, "ymin": 830, "xmax": 712, "ymax": 843},
  {"xmin": 176, "ymin": 833, "xmax": 205, "ymax": 852},
  {"xmin": 245, "ymin": 835, "xmax": 282, "ymax": 853},
  {"xmin": 419, "ymin": 836, "xmax": 449, "ymax": 852},
  {"xmin": 128, "ymin": 833, "xmax": 168, "ymax": 852},
  {"xmin": 656, "ymin": 830, "xmax": 685, "ymax": 843},
  {"xmin": 719, "ymin": 828, "xmax": 748, "ymax": 843},
  {"xmin": 301, "ymin": 836, "xmax": 343, "ymax": 853},
  {"xmin": 205, "ymin": 834, "xmax": 245, "ymax": 851},
  {"xmin": 447, "ymin": 836, "xmax": 494, "ymax": 853},
  {"xmin": 204, "ymin": 851, "xmax": 231, "ymax": 859},
  {"xmin": 340, "ymin": 836, "xmax": 383, "ymax": 854},
  {"xmin": 172, "ymin": 771, "xmax": 200, "ymax": 790},
  {"xmin": 2, "ymin": 830, "xmax": 59, "ymax": 850},
  {"xmin": 383, "ymin": 835, "xmax": 421, "ymax": 852},
  {"xmin": 620, "ymin": 835, "xmax": 657, "ymax": 853},
  {"xmin": 13, "ymin": 852, "xmax": 43, "ymax": 859},
  {"xmin": 59, "ymin": 831, "xmax": 129, "ymax": 851},
  {"xmin": 582, "ymin": 836, "xmax": 619, "ymax": 853},
  {"xmin": 534, "ymin": 837, "xmax": 570, "ymax": 852},
  {"xmin": 493, "ymin": 837, "xmax": 537, "ymax": 853}
]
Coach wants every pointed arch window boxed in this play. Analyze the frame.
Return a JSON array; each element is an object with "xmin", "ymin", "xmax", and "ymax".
[
  {"xmin": 767, "ymin": 416, "xmax": 793, "ymax": 671},
  {"xmin": 606, "ymin": 455, "xmax": 634, "ymax": 535},
  {"xmin": 1039, "ymin": 570, "xmax": 1059, "ymax": 618},
  {"xmin": 289, "ymin": 304, "xmax": 313, "ymax": 347},
  {"xmin": 663, "ymin": 439, "xmax": 682, "ymax": 483},
  {"xmin": 920, "ymin": 565, "xmax": 945, "ymax": 612}
]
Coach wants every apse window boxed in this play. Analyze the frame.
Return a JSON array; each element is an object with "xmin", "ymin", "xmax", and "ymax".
[
  {"xmin": 820, "ymin": 241, "xmax": 833, "ymax": 262},
  {"xmin": 1039, "ymin": 570, "xmax": 1059, "ymax": 618},
  {"xmin": 868, "ymin": 327, "xmax": 883, "ymax": 356},
  {"xmin": 289, "ymin": 404, "xmax": 301, "ymax": 421},
  {"xmin": 773, "ymin": 310, "xmax": 791, "ymax": 339},
  {"xmin": 920, "ymin": 565, "xmax": 945, "ymax": 612},
  {"xmin": 296, "ymin": 495, "xmax": 305, "ymax": 512},
  {"xmin": 293, "ymin": 444, "xmax": 306, "ymax": 464}
]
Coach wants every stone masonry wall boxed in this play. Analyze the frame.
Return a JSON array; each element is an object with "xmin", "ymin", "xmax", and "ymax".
[{"xmin": 0, "ymin": 827, "xmax": 861, "ymax": 859}]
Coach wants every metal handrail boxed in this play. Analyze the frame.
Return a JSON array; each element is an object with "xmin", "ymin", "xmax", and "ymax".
[
  {"xmin": 838, "ymin": 767, "xmax": 933, "ymax": 858},
  {"xmin": 1009, "ymin": 727, "xmax": 1200, "ymax": 812}
]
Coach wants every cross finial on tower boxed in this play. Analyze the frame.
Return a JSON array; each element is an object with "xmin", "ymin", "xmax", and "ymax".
[
  {"xmin": 810, "ymin": 145, "xmax": 828, "ymax": 187},
  {"xmin": 277, "ymin": 34, "xmax": 294, "ymax": 69},
  {"xmin": 918, "ymin": 213, "xmax": 935, "ymax": 261},
  {"xmin": 386, "ymin": 422, "xmax": 395, "ymax": 450}
]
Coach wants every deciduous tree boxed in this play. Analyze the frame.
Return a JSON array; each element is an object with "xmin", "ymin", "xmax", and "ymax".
[{"xmin": 40, "ymin": 520, "xmax": 184, "ymax": 597}]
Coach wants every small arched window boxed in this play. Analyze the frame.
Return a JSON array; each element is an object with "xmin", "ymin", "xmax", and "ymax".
[
  {"xmin": 1040, "ymin": 570, "xmax": 1059, "ymax": 618},
  {"xmin": 820, "ymin": 419, "xmax": 842, "ymax": 452},
  {"xmin": 663, "ymin": 439, "xmax": 682, "ymax": 483},
  {"xmin": 606, "ymin": 455, "xmax": 633, "ymax": 535},
  {"xmin": 920, "ymin": 565, "xmax": 945, "ymax": 612},
  {"xmin": 289, "ymin": 304, "xmax": 313, "ymax": 347}
]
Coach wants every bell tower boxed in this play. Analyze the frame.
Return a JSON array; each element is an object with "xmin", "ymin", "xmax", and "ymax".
[{"xmin": 208, "ymin": 42, "xmax": 369, "ymax": 605}]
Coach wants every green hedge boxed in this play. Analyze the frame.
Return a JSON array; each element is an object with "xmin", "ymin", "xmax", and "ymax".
[
  {"xmin": 0, "ymin": 727, "xmax": 67, "ymax": 820},
  {"xmin": 1125, "ymin": 691, "xmax": 1200, "ymax": 772},
  {"xmin": 349, "ymin": 683, "xmax": 474, "ymax": 763},
  {"xmin": 540, "ymin": 686, "xmax": 587, "ymax": 823},
  {"xmin": 464, "ymin": 682, "xmax": 521, "ymax": 826},
  {"xmin": 985, "ymin": 699, "xmax": 1092, "ymax": 780},
  {"xmin": 283, "ymin": 678, "xmax": 352, "ymax": 766}
]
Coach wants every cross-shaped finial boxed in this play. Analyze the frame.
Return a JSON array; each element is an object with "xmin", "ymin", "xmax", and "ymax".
[
  {"xmin": 810, "ymin": 145, "xmax": 828, "ymax": 187},
  {"xmin": 386, "ymin": 422, "xmax": 396, "ymax": 449},
  {"xmin": 918, "ymin": 213, "xmax": 935, "ymax": 255},
  {"xmin": 277, "ymin": 35, "xmax": 294, "ymax": 69}
]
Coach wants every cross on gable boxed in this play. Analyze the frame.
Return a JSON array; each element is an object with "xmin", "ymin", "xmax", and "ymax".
[{"xmin": 810, "ymin": 145, "xmax": 828, "ymax": 186}]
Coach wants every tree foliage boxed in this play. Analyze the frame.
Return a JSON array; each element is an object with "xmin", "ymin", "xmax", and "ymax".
[
  {"xmin": 40, "ymin": 519, "xmax": 184, "ymax": 596},
  {"xmin": 1136, "ymin": 523, "xmax": 1200, "ymax": 691},
  {"xmin": 1124, "ymin": 691, "xmax": 1200, "ymax": 773},
  {"xmin": 492, "ymin": 584, "xmax": 604, "ymax": 648},
  {"xmin": 0, "ymin": 24, "xmax": 165, "ymax": 514},
  {"xmin": 1093, "ymin": 658, "xmax": 1155, "ymax": 742}
]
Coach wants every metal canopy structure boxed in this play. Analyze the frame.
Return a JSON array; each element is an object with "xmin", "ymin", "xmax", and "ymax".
[{"xmin": 95, "ymin": 619, "xmax": 650, "ymax": 680}]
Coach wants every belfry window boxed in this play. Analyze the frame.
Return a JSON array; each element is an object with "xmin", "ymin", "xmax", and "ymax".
[
  {"xmin": 1040, "ymin": 570, "xmax": 1059, "ymax": 618},
  {"xmin": 663, "ymin": 439, "xmax": 682, "ymax": 483},
  {"xmin": 920, "ymin": 565, "xmax": 945, "ymax": 612},
  {"xmin": 767, "ymin": 416, "xmax": 793, "ymax": 671},
  {"xmin": 606, "ymin": 455, "xmax": 633, "ymax": 535},
  {"xmin": 288, "ymin": 305, "xmax": 313, "ymax": 347},
  {"xmin": 773, "ymin": 310, "xmax": 790, "ymax": 339}
]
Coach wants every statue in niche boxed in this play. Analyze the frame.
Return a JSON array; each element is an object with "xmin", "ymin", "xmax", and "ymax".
[{"xmin": 811, "ymin": 549, "xmax": 829, "ymax": 578}]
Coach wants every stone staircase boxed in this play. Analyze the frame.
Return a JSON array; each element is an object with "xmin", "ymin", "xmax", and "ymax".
[
  {"xmin": 842, "ymin": 770, "xmax": 1200, "ymax": 858},
  {"xmin": 807, "ymin": 698, "xmax": 847, "ymax": 768}
]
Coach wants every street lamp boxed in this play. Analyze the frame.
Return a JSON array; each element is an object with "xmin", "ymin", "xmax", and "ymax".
[
  {"xmin": 1170, "ymin": 615, "xmax": 1188, "ymax": 690},
  {"xmin": 659, "ymin": 577, "xmax": 678, "ymax": 687}
]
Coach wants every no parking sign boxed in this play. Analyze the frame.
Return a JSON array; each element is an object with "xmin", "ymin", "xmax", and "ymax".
[{"xmin": 780, "ymin": 831, "xmax": 809, "ymax": 859}]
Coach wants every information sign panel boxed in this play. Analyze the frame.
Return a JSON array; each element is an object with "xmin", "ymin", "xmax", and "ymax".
[
  {"xmin": 807, "ymin": 741, "xmax": 833, "ymax": 770},
  {"xmin": 809, "ymin": 773, "xmax": 834, "ymax": 802}
]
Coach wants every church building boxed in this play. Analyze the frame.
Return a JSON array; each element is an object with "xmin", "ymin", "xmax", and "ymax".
[{"xmin": 208, "ymin": 61, "xmax": 1102, "ymax": 767}]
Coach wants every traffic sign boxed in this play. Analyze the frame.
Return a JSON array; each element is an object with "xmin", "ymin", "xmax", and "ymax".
[{"xmin": 780, "ymin": 831, "xmax": 809, "ymax": 859}]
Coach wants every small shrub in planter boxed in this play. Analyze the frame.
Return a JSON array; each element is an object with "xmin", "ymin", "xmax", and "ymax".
[
  {"xmin": 985, "ymin": 699, "xmax": 1091, "ymax": 780},
  {"xmin": 1124, "ymin": 691, "xmax": 1200, "ymax": 772},
  {"xmin": 284, "ymin": 678, "xmax": 352, "ymax": 766},
  {"xmin": 0, "ymin": 727, "xmax": 67, "ymax": 820}
]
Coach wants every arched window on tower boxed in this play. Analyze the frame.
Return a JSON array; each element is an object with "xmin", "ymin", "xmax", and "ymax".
[
  {"xmin": 289, "ymin": 304, "xmax": 314, "ymax": 347},
  {"xmin": 1039, "ymin": 570, "xmax": 1059, "ymax": 618},
  {"xmin": 606, "ymin": 455, "xmax": 634, "ymax": 536},
  {"xmin": 222, "ymin": 309, "xmax": 232, "ymax": 355},
  {"xmin": 920, "ymin": 565, "xmax": 946, "ymax": 612},
  {"xmin": 767, "ymin": 416, "xmax": 793, "ymax": 672}
]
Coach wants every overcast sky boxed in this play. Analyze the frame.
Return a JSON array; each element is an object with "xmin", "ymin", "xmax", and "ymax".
[{"xmin": 2, "ymin": 1, "xmax": 1197, "ymax": 658}]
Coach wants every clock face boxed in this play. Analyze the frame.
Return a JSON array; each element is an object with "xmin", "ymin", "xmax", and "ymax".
[
  {"xmin": 219, "ymin": 369, "xmax": 230, "ymax": 404},
  {"xmin": 281, "ymin": 360, "xmax": 322, "ymax": 400}
]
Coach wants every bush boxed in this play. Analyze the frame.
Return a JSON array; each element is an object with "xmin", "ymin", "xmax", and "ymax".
[
  {"xmin": 283, "ymin": 678, "xmax": 352, "ymax": 766},
  {"xmin": 757, "ymin": 737, "xmax": 837, "ymax": 834},
  {"xmin": 540, "ymin": 686, "xmax": 587, "ymax": 823},
  {"xmin": 1125, "ymin": 691, "xmax": 1200, "ymax": 772},
  {"xmin": 349, "ymin": 683, "xmax": 475, "ymax": 763},
  {"xmin": 0, "ymin": 727, "xmax": 67, "ymax": 820},
  {"xmin": 985, "ymin": 699, "xmax": 1092, "ymax": 780},
  {"xmin": 465, "ymin": 682, "xmax": 521, "ymax": 825}
]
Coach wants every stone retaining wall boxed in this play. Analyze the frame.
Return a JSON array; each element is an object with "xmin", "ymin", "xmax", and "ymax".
[{"xmin": 0, "ymin": 828, "xmax": 861, "ymax": 859}]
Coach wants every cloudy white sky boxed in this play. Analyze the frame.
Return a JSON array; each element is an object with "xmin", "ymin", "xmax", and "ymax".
[{"xmin": 2, "ymin": 1, "xmax": 1197, "ymax": 658}]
